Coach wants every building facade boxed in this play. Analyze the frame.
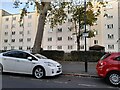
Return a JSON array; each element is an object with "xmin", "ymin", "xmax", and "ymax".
[
  {"xmin": 0, "ymin": 9, "xmax": 38, "ymax": 51},
  {"xmin": 0, "ymin": 0, "xmax": 120, "ymax": 52}
]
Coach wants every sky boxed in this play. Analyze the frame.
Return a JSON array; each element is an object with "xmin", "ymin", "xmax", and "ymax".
[
  {"xmin": 0, "ymin": 0, "xmax": 35, "ymax": 14},
  {"xmin": 0, "ymin": 0, "xmax": 112, "ymax": 14}
]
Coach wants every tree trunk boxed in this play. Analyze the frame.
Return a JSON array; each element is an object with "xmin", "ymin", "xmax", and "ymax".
[
  {"xmin": 74, "ymin": 19, "xmax": 80, "ymax": 51},
  {"xmin": 32, "ymin": 2, "xmax": 50, "ymax": 53},
  {"xmin": 77, "ymin": 36, "xmax": 80, "ymax": 51}
]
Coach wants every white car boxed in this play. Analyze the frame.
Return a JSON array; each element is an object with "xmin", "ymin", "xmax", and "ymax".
[{"xmin": 0, "ymin": 50, "xmax": 62, "ymax": 78}]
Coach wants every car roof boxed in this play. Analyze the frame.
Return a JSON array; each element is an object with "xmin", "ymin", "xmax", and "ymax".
[{"xmin": 3, "ymin": 50, "xmax": 31, "ymax": 54}]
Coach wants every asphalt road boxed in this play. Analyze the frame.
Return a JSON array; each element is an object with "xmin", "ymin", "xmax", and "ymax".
[{"xmin": 1, "ymin": 73, "xmax": 120, "ymax": 90}]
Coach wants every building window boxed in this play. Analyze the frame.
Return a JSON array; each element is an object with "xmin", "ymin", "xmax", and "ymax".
[
  {"xmin": 19, "ymin": 38, "xmax": 23, "ymax": 42},
  {"xmin": 68, "ymin": 9, "xmax": 72, "ymax": 14},
  {"xmin": 81, "ymin": 37, "xmax": 84, "ymax": 40},
  {"xmin": 12, "ymin": 31, "xmax": 15, "ymax": 35},
  {"xmin": 68, "ymin": 45, "xmax": 73, "ymax": 49},
  {"xmin": 11, "ymin": 39, "xmax": 15, "ymax": 43},
  {"xmin": 4, "ymin": 39, "xmax": 8, "ymax": 43},
  {"xmin": 19, "ymin": 31, "xmax": 23, "ymax": 35},
  {"xmin": 57, "ymin": 28, "xmax": 62, "ymax": 32},
  {"xmin": 94, "ymin": 31, "xmax": 98, "ymax": 35},
  {"xmin": 94, "ymin": 40, "xmax": 98, "ymax": 44},
  {"xmin": 28, "ymin": 23, "xmax": 32, "ymax": 27},
  {"xmin": 11, "ymin": 46, "xmax": 15, "ymax": 50},
  {"xmin": 27, "ymin": 46, "xmax": 31, "ymax": 50},
  {"xmin": 47, "ymin": 46, "xmax": 52, "ymax": 50},
  {"xmin": 5, "ymin": 18, "xmax": 9, "ymax": 21},
  {"xmin": 57, "ymin": 37, "xmax": 62, "ymax": 41},
  {"xmin": 68, "ymin": 36, "xmax": 73, "ymax": 41},
  {"xmin": 4, "ymin": 32, "xmax": 8, "ymax": 36},
  {"xmin": 68, "ymin": 27, "xmax": 72, "ymax": 31},
  {"xmin": 108, "ymin": 34, "xmax": 114, "ymax": 39},
  {"xmin": 27, "ymin": 30, "xmax": 30, "ymax": 34},
  {"xmin": 107, "ymin": 15, "xmax": 113, "ymax": 19},
  {"xmin": 4, "ymin": 46, "xmax": 7, "ymax": 50},
  {"xmin": 27, "ymin": 38, "xmax": 31, "ymax": 42},
  {"xmin": 106, "ymin": 4, "xmax": 113, "ymax": 9},
  {"xmin": 57, "ymin": 46, "xmax": 62, "ymax": 49},
  {"xmin": 107, "ymin": 24, "xmax": 113, "ymax": 29},
  {"xmin": 68, "ymin": 18, "xmax": 72, "ymax": 22},
  {"xmin": 5, "ymin": 25, "xmax": 8, "ymax": 29},
  {"xmin": 28, "ymin": 15, "xmax": 32, "ymax": 19},
  {"xmin": 13, "ymin": 17, "xmax": 16, "ymax": 20},
  {"xmin": 48, "ymin": 37, "xmax": 52, "ymax": 41},
  {"xmin": 80, "ymin": 45, "xmax": 84, "ymax": 49},
  {"xmin": 19, "ymin": 46, "xmax": 23, "ymax": 50},
  {"xmin": 12, "ymin": 24, "xmax": 16, "ymax": 28},
  {"xmin": 48, "ymin": 29, "xmax": 53, "ymax": 33},
  {"xmin": 108, "ymin": 45, "xmax": 114, "ymax": 49}
]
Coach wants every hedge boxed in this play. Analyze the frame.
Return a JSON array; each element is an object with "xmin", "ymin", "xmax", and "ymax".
[
  {"xmin": 71, "ymin": 51, "xmax": 106, "ymax": 62},
  {"xmin": 40, "ymin": 50, "xmax": 64, "ymax": 61}
]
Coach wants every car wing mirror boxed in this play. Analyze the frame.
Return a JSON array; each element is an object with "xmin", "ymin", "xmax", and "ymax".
[{"xmin": 27, "ymin": 57, "xmax": 32, "ymax": 61}]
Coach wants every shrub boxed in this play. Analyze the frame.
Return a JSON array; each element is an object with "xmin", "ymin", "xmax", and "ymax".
[
  {"xmin": 71, "ymin": 51, "xmax": 105, "ymax": 62},
  {"xmin": 40, "ymin": 50, "xmax": 64, "ymax": 61}
]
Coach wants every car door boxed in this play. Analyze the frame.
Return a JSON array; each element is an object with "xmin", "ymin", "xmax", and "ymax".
[
  {"xmin": 2, "ymin": 51, "xmax": 17, "ymax": 72},
  {"xmin": 14, "ymin": 51, "xmax": 38, "ymax": 74},
  {"xmin": 114, "ymin": 56, "xmax": 120, "ymax": 70}
]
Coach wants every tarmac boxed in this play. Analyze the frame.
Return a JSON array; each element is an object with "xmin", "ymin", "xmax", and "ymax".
[{"xmin": 59, "ymin": 61, "xmax": 99, "ymax": 78}]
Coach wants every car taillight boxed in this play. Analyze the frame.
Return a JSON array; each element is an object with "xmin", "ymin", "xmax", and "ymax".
[{"xmin": 99, "ymin": 61, "xmax": 106, "ymax": 66}]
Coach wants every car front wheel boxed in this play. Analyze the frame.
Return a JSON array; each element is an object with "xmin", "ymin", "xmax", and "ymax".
[
  {"xmin": 106, "ymin": 72, "xmax": 120, "ymax": 86},
  {"xmin": 33, "ymin": 67, "xmax": 45, "ymax": 79}
]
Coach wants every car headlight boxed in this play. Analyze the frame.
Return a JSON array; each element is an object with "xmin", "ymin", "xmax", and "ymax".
[{"xmin": 44, "ymin": 62, "xmax": 56, "ymax": 67}]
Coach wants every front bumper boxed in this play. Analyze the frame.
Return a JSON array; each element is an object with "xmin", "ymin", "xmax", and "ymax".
[{"xmin": 45, "ymin": 64, "xmax": 62, "ymax": 76}]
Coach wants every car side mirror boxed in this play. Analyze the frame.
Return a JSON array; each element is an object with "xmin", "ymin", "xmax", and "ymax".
[{"xmin": 27, "ymin": 57, "xmax": 32, "ymax": 61}]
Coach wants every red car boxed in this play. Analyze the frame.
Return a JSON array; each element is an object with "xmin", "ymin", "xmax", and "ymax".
[{"xmin": 96, "ymin": 52, "xmax": 120, "ymax": 86}]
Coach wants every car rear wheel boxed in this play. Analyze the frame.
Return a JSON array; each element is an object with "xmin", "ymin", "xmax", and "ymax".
[
  {"xmin": 33, "ymin": 67, "xmax": 45, "ymax": 79},
  {"xmin": 106, "ymin": 72, "xmax": 120, "ymax": 86}
]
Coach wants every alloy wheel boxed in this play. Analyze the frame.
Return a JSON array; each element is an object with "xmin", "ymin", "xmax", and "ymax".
[
  {"xmin": 34, "ymin": 67, "xmax": 44, "ymax": 79},
  {"xmin": 109, "ymin": 73, "xmax": 120, "ymax": 86}
]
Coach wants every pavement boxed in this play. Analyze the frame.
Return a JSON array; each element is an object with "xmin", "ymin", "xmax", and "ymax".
[{"xmin": 59, "ymin": 61, "xmax": 99, "ymax": 78}]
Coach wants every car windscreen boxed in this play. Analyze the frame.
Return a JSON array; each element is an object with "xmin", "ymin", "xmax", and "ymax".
[
  {"xmin": 100, "ymin": 53, "xmax": 111, "ymax": 60},
  {"xmin": 34, "ymin": 54, "xmax": 47, "ymax": 59}
]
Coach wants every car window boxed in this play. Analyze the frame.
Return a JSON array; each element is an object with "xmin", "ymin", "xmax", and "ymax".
[
  {"xmin": 15, "ymin": 51, "xmax": 37, "ymax": 60},
  {"xmin": 3, "ymin": 51, "xmax": 18, "ymax": 57},
  {"xmin": 100, "ymin": 53, "xmax": 111, "ymax": 60},
  {"xmin": 34, "ymin": 54, "xmax": 47, "ymax": 59},
  {"xmin": 3, "ymin": 51, "xmax": 37, "ymax": 60},
  {"xmin": 115, "ymin": 56, "xmax": 120, "ymax": 61}
]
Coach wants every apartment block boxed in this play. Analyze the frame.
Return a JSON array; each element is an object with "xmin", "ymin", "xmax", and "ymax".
[
  {"xmin": 0, "ymin": 9, "xmax": 38, "ymax": 51},
  {"xmin": 90, "ymin": 0, "xmax": 120, "ymax": 52},
  {"xmin": 0, "ymin": 0, "xmax": 120, "ymax": 52}
]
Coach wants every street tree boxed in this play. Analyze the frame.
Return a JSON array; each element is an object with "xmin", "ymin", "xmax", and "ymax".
[
  {"xmin": 13, "ymin": 0, "xmax": 68, "ymax": 53},
  {"xmin": 49, "ymin": 1, "xmax": 106, "ymax": 51},
  {"xmin": 13, "ymin": 0, "xmax": 106, "ymax": 53}
]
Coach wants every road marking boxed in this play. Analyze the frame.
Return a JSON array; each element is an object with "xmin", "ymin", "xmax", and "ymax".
[{"xmin": 78, "ymin": 84, "xmax": 96, "ymax": 87}]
